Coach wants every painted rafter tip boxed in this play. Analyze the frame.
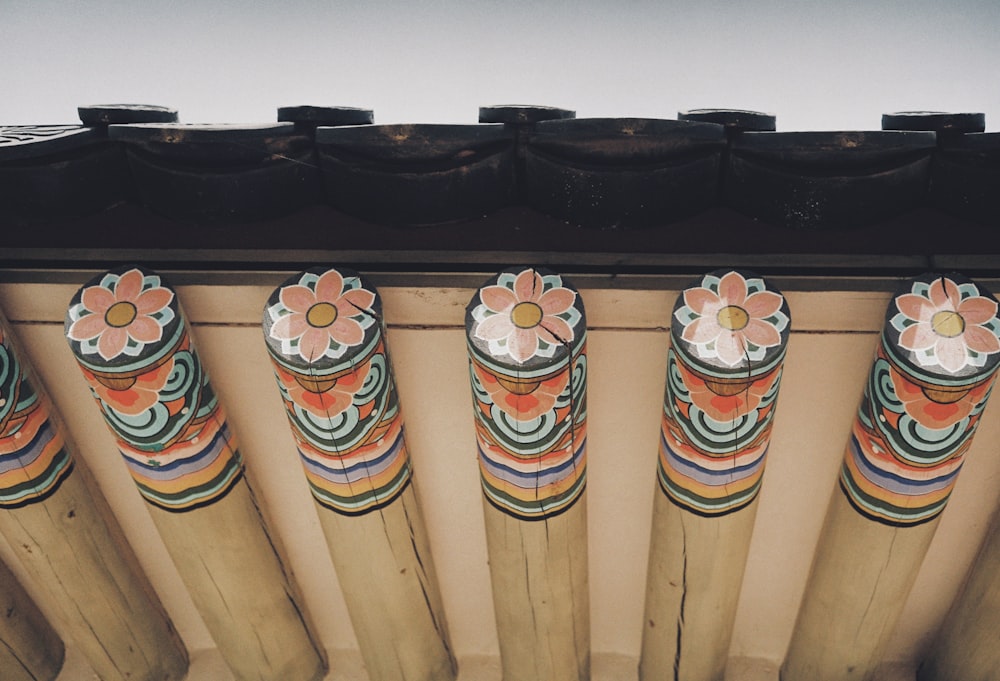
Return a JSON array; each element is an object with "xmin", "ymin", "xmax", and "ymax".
[
  {"xmin": 640, "ymin": 268, "xmax": 791, "ymax": 681},
  {"xmin": 263, "ymin": 266, "xmax": 456, "ymax": 681},
  {"xmin": 782, "ymin": 272, "xmax": 1000, "ymax": 681},
  {"xmin": 64, "ymin": 264, "xmax": 327, "ymax": 681},
  {"xmin": 466, "ymin": 266, "xmax": 589, "ymax": 681},
  {"xmin": 0, "ymin": 306, "xmax": 187, "ymax": 681}
]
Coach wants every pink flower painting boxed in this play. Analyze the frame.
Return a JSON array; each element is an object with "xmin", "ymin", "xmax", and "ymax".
[
  {"xmin": 675, "ymin": 272, "xmax": 787, "ymax": 368},
  {"xmin": 67, "ymin": 269, "xmax": 174, "ymax": 361},
  {"xmin": 472, "ymin": 269, "xmax": 579, "ymax": 363},
  {"xmin": 893, "ymin": 277, "xmax": 1000, "ymax": 374},
  {"xmin": 268, "ymin": 269, "xmax": 376, "ymax": 363}
]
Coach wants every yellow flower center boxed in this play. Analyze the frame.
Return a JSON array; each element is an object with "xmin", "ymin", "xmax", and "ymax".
[
  {"xmin": 717, "ymin": 305, "xmax": 749, "ymax": 331},
  {"xmin": 105, "ymin": 301, "xmax": 137, "ymax": 328},
  {"xmin": 306, "ymin": 302, "xmax": 338, "ymax": 328},
  {"xmin": 511, "ymin": 302, "xmax": 544, "ymax": 329},
  {"xmin": 931, "ymin": 310, "xmax": 965, "ymax": 338}
]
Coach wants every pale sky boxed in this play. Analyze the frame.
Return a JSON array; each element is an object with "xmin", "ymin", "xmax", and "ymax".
[{"xmin": 2, "ymin": 0, "xmax": 998, "ymax": 130}]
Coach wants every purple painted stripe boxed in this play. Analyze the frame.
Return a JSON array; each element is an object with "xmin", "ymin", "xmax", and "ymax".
[
  {"xmin": 0, "ymin": 421, "xmax": 56, "ymax": 474},
  {"xmin": 662, "ymin": 432, "xmax": 767, "ymax": 487},
  {"xmin": 299, "ymin": 430, "xmax": 404, "ymax": 484},
  {"xmin": 478, "ymin": 438, "xmax": 586, "ymax": 489},
  {"xmin": 121, "ymin": 424, "xmax": 231, "ymax": 481}
]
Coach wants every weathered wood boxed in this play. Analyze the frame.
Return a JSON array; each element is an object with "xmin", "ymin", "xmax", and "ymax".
[
  {"xmin": 640, "ymin": 270, "xmax": 791, "ymax": 681},
  {"xmin": 0, "ymin": 309, "xmax": 188, "ymax": 681},
  {"xmin": 0, "ymin": 557, "xmax": 64, "ymax": 681},
  {"xmin": 262, "ymin": 267, "xmax": 455, "ymax": 681},
  {"xmin": 64, "ymin": 266, "xmax": 326, "ymax": 681},
  {"xmin": 918, "ymin": 500, "xmax": 1000, "ymax": 680},
  {"xmin": 782, "ymin": 273, "xmax": 1000, "ymax": 681},
  {"xmin": 466, "ymin": 266, "xmax": 589, "ymax": 681}
]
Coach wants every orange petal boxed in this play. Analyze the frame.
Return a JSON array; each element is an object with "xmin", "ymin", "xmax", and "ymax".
[
  {"xmin": 330, "ymin": 318, "xmax": 364, "ymax": 346},
  {"xmin": 280, "ymin": 285, "xmax": 317, "ymax": 314},
  {"xmin": 743, "ymin": 319, "xmax": 781, "ymax": 348},
  {"xmin": 717, "ymin": 272, "xmax": 748, "ymax": 306},
  {"xmin": 957, "ymin": 296, "xmax": 999, "ymax": 326},
  {"xmin": 134, "ymin": 287, "xmax": 173, "ymax": 315},
  {"xmin": 743, "ymin": 290, "xmax": 784, "ymax": 319},
  {"xmin": 928, "ymin": 278, "xmax": 961, "ymax": 311},
  {"xmin": 480, "ymin": 285, "xmax": 517, "ymax": 313},
  {"xmin": 81, "ymin": 285, "xmax": 115, "ymax": 315},
  {"xmin": 314, "ymin": 270, "xmax": 345, "ymax": 302},
  {"xmin": 896, "ymin": 294, "xmax": 934, "ymax": 322},
  {"xmin": 115, "ymin": 269, "xmax": 144, "ymax": 302},
  {"xmin": 514, "ymin": 269, "xmax": 543, "ymax": 303},
  {"xmin": 964, "ymin": 325, "xmax": 1000, "ymax": 355},
  {"xmin": 128, "ymin": 316, "xmax": 162, "ymax": 344},
  {"xmin": 538, "ymin": 287, "xmax": 576, "ymax": 316},
  {"xmin": 683, "ymin": 287, "xmax": 722, "ymax": 316},
  {"xmin": 68, "ymin": 313, "xmax": 108, "ymax": 341},
  {"xmin": 97, "ymin": 328, "xmax": 129, "ymax": 361}
]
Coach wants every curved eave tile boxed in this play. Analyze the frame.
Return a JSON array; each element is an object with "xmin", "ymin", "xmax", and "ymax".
[
  {"xmin": 932, "ymin": 132, "xmax": 1000, "ymax": 225},
  {"xmin": 0, "ymin": 125, "xmax": 130, "ymax": 220},
  {"xmin": 108, "ymin": 122, "xmax": 317, "ymax": 222},
  {"xmin": 727, "ymin": 131, "xmax": 938, "ymax": 230},
  {"xmin": 315, "ymin": 123, "xmax": 516, "ymax": 226},
  {"xmin": 524, "ymin": 117, "xmax": 727, "ymax": 229}
]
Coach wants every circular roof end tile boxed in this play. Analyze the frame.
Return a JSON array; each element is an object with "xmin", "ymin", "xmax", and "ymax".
[
  {"xmin": 881, "ymin": 111, "xmax": 985, "ymax": 135},
  {"xmin": 78, "ymin": 104, "xmax": 178, "ymax": 127},
  {"xmin": 679, "ymin": 108, "xmax": 777, "ymax": 132},
  {"xmin": 479, "ymin": 105, "xmax": 576, "ymax": 125},
  {"xmin": 277, "ymin": 106, "xmax": 374, "ymax": 127}
]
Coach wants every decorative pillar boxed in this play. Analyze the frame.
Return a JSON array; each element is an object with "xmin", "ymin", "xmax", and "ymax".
[
  {"xmin": 0, "ymin": 557, "xmax": 64, "ymax": 681},
  {"xmin": 262, "ymin": 267, "xmax": 456, "ymax": 681},
  {"xmin": 782, "ymin": 273, "xmax": 1000, "ymax": 681},
  {"xmin": 0, "ymin": 310, "xmax": 187, "ymax": 681},
  {"xmin": 640, "ymin": 269, "xmax": 791, "ymax": 681},
  {"xmin": 64, "ymin": 266, "xmax": 326, "ymax": 681},
  {"xmin": 466, "ymin": 266, "xmax": 589, "ymax": 681}
]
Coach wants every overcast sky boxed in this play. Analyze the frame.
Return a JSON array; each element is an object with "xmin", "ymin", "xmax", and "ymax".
[{"xmin": 3, "ymin": 0, "xmax": 998, "ymax": 130}]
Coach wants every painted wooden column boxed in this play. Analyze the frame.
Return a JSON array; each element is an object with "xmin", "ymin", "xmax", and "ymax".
[
  {"xmin": 465, "ymin": 266, "xmax": 589, "ymax": 681},
  {"xmin": 262, "ymin": 267, "xmax": 456, "ymax": 681},
  {"xmin": 0, "ymin": 310, "xmax": 188, "ymax": 681},
  {"xmin": 782, "ymin": 273, "xmax": 1000, "ymax": 681},
  {"xmin": 64, "ymin": 266, "xmax": 326, "ymax": 681},
  {"xmin": 916, "ymin": 275, "xmax": 1000, "ymax": 681},
  {"xmin": 0, "ymin": 557, "xmax": 64, "ymax": 681},
  {"xmin": 640, "ymin": 270, "xmax": 791, "ymax": 681}
]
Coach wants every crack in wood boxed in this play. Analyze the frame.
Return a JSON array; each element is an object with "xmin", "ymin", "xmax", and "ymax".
[{"xmin": 674, "ymin": 514, "xmax": 688, "ymax": 681}]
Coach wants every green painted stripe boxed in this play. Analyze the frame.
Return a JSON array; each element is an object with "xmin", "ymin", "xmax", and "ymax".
[
  {"xmin": 0, "ymin": 451, "xmax": 73, "ymax": 508},
  {"xmin": 481, "ymin": 471, "xmax": 587, "ymax": 519},
  {"xmin": 135, "ymin": 456, "xmax": 244, "ymax": 511},
  {"xmin": 838, "ymin": 466, "xmax": 948, "ymax": 526}
]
